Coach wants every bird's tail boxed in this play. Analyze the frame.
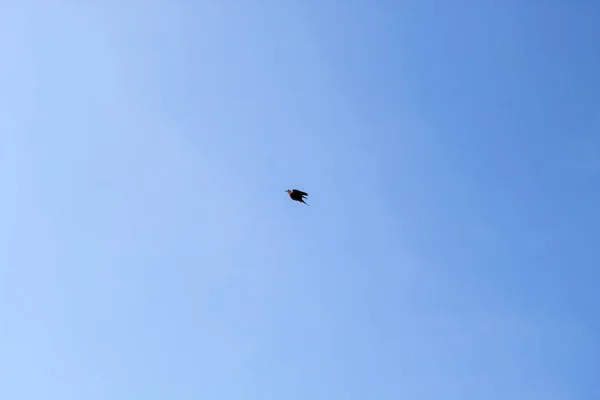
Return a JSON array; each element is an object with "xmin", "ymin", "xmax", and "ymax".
[{"xmin": 301, "ymin": 199, "xmax": 309, "ymax": 206}]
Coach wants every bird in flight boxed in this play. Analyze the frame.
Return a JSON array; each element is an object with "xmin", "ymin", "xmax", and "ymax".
[{"xmin": 285, "ymin": 189, "xmax": 308, "ymax": 205}]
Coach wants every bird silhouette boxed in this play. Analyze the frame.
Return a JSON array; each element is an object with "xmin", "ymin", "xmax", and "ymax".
[{"xmin": 285, "ymin": 189, "xmax": 308, "ymax": 205}]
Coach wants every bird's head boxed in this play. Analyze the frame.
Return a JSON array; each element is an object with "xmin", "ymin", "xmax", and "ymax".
[{"xmin": 285, "ymin": 189, "xmax": 292, "ymax": 194}]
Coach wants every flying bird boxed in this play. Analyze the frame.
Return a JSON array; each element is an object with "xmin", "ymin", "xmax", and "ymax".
[{"xmin": 285, "ymin": 189, "xmax": 308, "ymax": 205}]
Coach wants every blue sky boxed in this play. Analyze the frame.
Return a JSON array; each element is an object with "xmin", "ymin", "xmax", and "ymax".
[{"xmin": 1, "ymin": 1, "xmax": 599, "ymax": 399}]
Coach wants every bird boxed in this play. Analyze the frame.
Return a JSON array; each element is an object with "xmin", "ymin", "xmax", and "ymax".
[{"xmin": 285, "ymin": 189, "xmax": 308, "ymax": 205}]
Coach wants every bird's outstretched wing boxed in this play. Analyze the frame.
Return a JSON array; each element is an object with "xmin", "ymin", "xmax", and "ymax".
[{"xmin": 292, "ymin": 189, "xmax": 308, "ymax": 197}]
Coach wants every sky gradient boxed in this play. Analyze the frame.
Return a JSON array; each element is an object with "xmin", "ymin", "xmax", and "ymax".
[{"xmin": 2, "ymin": 1, "xmax": 599, "ymax": 399}]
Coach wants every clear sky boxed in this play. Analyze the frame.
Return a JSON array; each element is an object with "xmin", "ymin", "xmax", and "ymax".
[{"xmin": 1, "ymin": 1, "xmax": 599, "ymax": 399}]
